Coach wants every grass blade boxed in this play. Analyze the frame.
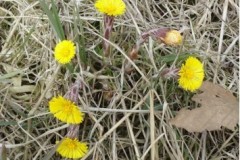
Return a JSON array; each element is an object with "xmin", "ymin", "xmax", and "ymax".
[{"xmin": 39, "ymin": 0, "xmax": 65, "ymax": 40}]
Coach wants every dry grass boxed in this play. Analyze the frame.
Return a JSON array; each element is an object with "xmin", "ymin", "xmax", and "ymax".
[{"xmin": 0, "ymin": 0, "xmax": 239, "ymax": 159}]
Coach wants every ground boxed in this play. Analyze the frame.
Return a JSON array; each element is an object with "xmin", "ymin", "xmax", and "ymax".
[{"xmin": 0, "ymin": 0, "xmax": 239, "ymax": 159}]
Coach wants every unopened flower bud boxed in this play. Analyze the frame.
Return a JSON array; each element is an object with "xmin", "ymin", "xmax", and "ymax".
[
  {"xmin": 144, "ymin": 28, "xmax": 183, "ymax": 46},
  {"xmin": 129, "ymin": 47, "xmax": 138, "ymax": 60},
  {"xmin": 161, "ymin": 30, "xmax": 183, "ymax": 46}
]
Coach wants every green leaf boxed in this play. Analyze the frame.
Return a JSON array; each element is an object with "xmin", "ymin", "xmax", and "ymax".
[
  {"xmin": 39, "ymin": 0, "xmax": 65, "ymax": 40},
  {"xmin": 65, "ymin": 63, "xmax": 74, "ymax": 73},
  {"xmin": 73, "ymin": 6, "xmax": 87, "ymax": 64},
  {"xmin": 161, "ymin": 53, "xmax": 196, "ymax": 63},
  {"xmin": 0, "ymin": 121, "xmax": 17, "ymax": 126}
]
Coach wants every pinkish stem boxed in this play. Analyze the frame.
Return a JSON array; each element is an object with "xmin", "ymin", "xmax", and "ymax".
[{"xmin": 103, "ymin": 15, "xmax": 114, "ymax": 56}]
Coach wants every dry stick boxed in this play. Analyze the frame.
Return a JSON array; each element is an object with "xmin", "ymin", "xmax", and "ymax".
[
  {"xmin": 162, "ymin": 124, "xmax": 182, "ymax": 160},
  {"xmin": 1, "ymin": 142, "xmax": 7, "ymax": 160},
  {"xmin": 29, "ymin": 65, "xmax": 60, "ymax": 115},
  {"xmin": 213, "ymin": 0, "xmax": 228, "ymax": 83},
  {"xmin": 158, "ymin": 81, "xmax": 182, "ymax": 159},
  {"xmin": 18, "ymin": 116, "xmax": 65, "ymax": 157},
  {"xmin": 81, "ymin": 92, "xmax": 150, "ymax": 160},
  {"xmin": 121, "ymin": 99, "xmax": 141, "ymax": 160},
  {"xmin": 112, "ymin": 112, "xmax": 117, "ymax": 160},
  {"xmin": 84, "ymin": 106, "xmax": 151, "ymax": 113},
  {"xmin": 0, "ymin": 124, "xmax": 69, "ymax": 149},
  {"xmin": 196, "ymin": 1, "xmax": 214, "ymax": 30},
  {"xmin": 87, "ymin": 89, "xmax": 136, "ymax": 139},
  {"xmin": 2, "ymin": 123, "xmax": 69, "ymax": 149},
  {"xmin": 141, "ymin": 133, "xmax": 165, "ymax": 160},
  {"xmin": 215, "ymin": 129, "xmax": 238, "ymax": 155},
  {"xmin": 91, "ymin": 31, "xmax": 150, "ymax": 85},
  {"xmin": 24, "ymin": 65, "xmax": 60, "ymax": 160},
  {"xmin": 20, "ymin": 23, "xmax": 52, "ymax": 53},
  {"xmin": 76, "ymin": 76, "xmax": 104, "ymax": 138},
  {"xmin": 150, "ymin": 90, "xmax": 155, "ymax": 160},
  {"xmin": 33, "ymin": 135, "xmax": 54, "ymax": 160},
  {"xmin": 221, "ymin": 36, "xmax": 239, "ymax": 63},
  {"xmin": 120, "ymin": 64, "xmax": 141, "ymax": 159},
  {"xmin": 148, "ymin": 38, "xmax": 158, "ymax": 72},
  {"xmin": 201, "ymin": 131, "xmax": 207, "ymax": 160},
  {"xmin": 229, "ymin": 0, "xmax": 239, "ymax": 11},
  {"xmin": 0, "ymin": 12, "xmax": 22, "ymax": 59}
]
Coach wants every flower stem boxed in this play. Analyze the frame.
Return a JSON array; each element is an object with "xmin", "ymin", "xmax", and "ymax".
[{"xmin": 103, "ymin": 15, "xmax": 114, "ymax": 56}]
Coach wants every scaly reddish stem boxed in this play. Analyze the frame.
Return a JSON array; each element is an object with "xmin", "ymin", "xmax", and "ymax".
[{"xmin": 103, "ymin": 15, "xmax": 114, "ymax": 56}]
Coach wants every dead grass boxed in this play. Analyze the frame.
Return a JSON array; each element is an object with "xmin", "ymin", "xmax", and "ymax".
[{"xmin": 0, "ymin": 0, "xmax": 239, "ymax": 159}]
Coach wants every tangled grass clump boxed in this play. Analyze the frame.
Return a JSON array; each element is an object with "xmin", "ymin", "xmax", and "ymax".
[{"xmin": 0, "ymin": 0, "xmax": 238, "ymax": 159}]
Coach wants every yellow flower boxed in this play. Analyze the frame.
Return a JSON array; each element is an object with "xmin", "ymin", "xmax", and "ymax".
[
  {"xmin": 57, "ymin": 138, "xmax": 88, "ymax": 159},
  {"xmin": 178, "ymin": 57, "xmax": 204, "ymax": 92},
  {"xmin": 163, "ymin": 30, "xmax": 183, "ymax": 46},
  {"xmin": 95, "ymin": 0, "xmax": 126, "ymax": 16},
  {"xmin": 54, "ymin": 40, "xmax": 76, "ymax": 64},
  {"xmin": 49, "ymin": 96, "xmax": 84, "ymax": 124}
]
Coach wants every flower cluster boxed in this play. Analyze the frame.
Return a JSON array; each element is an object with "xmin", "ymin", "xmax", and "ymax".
[
  {"xmin": 47, "ymin": 1, "xmax": 206, "ymax": 159},
  {"xmin": 49, "ymin": 96, "xmax": 88, "ymax": 158},
  {"xmin": 51, "ymin": 38, "xmax": 89, "ymax": 159}
]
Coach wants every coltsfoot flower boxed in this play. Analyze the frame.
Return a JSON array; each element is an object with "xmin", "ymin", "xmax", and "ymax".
[
  {"xmin": 57, "ymin": 138, "xmax": 88, "ymax": 159},
  {"xmin": 54, "ymin": 40, "xmax": 76, "ymax": 64},
  {"xmin": 178, "ymin": 57, "xmax": 204, "ymax": 92},
  {"xmin": 162, "ymin": 30, "xmax": 183, "ymax": 46},
  {"xmin": 49, "ymin": 96, "xmax": 84, "ymax": 124},
  {"xmin": 95, "ymin": 0, "xmax": 126, "ymax": 16}
]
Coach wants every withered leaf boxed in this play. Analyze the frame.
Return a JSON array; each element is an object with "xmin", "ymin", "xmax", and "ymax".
[{"xmin": 170, "ymin": 81, "xmax": 239, "ymax": 132}]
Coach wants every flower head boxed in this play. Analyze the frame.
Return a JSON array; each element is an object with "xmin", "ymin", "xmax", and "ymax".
[
  {"xmin": 95, "ymin": 0, "xmax": 126, "ymax": 16},
  {"xmin": 49, "ymin": 96, "xmax": 84, "ymax": 124},
  {"xmin": 162, "ymin": 30, "xmax": 183, "ymax": 46},
  {"xmin": 178, "ymin": 57, "xmax": 204, "ymax": 92},
  {"xmin": 54, "ymin": 40, "xmax": 76, "ymax": 64},
  {"xmin": 57, "ymin": 138, "xmax": 88, "ymax": 159}
]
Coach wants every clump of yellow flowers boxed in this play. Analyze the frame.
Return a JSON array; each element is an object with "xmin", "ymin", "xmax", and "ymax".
[
  {"xmin": 48, "ymin": 95, "xmax": 88, "ymax": 158},
  {"xmin": 46, "ymin": 1, "xmax": 206, "ymax": 159},
  {"xmin": 50, "ymin": 39, "xmax": 89, "ymax": 158}
]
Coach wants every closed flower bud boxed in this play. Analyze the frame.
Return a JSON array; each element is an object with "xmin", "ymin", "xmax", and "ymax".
[
  {"xmin": 161, "ymin": 30, "xmax": 183, "ymax": 46},
  {"xmin": 129, "ymin": 47, "xmax": 138, "ymax": 60},
  {"xmin": 142, "ymin": 28, "xmax": 183, "ymax": 46}
]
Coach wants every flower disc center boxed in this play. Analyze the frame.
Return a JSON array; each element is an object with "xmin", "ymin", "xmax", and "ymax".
[
  {"xmin": 67, "ymin": 141, "xmax": 77, "ymax": 149},
  {"xmin": 64, "ymin": 103, "xmax": 73, "ymax": 113},
  {"xmin": 184, "ymin": 69, "xmax": 194, "ymax": 79}
]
